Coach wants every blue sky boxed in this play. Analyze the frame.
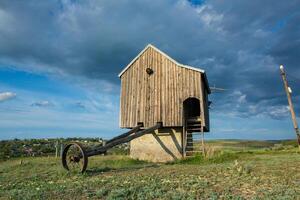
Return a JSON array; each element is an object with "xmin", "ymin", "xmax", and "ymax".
[{"xmin": 0, "ymin": 0, "xmax": 299, "ymax": 140}]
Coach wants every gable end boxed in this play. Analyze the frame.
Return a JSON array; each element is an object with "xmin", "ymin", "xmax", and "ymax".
[{"xmin": 118, "ymin": 44, "xmax": 205, "ymax": 77}]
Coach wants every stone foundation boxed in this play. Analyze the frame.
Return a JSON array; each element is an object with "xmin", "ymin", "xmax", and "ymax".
[{"xmin": 130, "ymin": 127, "xmax": 183, "ymax": 162}]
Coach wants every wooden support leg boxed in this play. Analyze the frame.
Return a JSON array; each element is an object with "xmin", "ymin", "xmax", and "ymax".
[
  {"xmin": 201, "ymin": 127, "xmax": 205, "ymax": 156},
  {"xmin": 182, "ymin": 126, "xmax": 187, "ymax": 158}
]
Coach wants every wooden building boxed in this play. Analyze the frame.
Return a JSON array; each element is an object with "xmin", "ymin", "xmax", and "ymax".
[{"xmin": 119, "ymin": 44, "xmax": 210, "ymax": 162}]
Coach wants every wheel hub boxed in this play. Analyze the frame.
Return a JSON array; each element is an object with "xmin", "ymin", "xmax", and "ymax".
[{"xmin": 69, "ymin": 156, "xmax": 80, "ymax": 163}]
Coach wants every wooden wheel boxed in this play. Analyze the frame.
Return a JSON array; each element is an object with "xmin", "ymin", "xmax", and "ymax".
[{"xmin": 62, "ymin": 142, "xmax": 88, "ymax": 173}]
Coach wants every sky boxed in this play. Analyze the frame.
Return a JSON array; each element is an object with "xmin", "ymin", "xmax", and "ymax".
[{"xmin": 0, "ymin": 0, "xmax": 299, "ymax": 140}]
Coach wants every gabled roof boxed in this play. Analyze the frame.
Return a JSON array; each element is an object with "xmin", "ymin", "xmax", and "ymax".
[
  {"xmin": 118, "ymin": 44, "xmax": 210, "ymax": 93},
  {"xmin": 118, "ymin": 44, "xmax": 205, "ymax": 77}
]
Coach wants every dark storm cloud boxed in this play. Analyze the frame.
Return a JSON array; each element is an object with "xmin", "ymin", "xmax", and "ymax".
[
  {"xmin": 200, "ymin": 0, "xmax": 300, "ymax": 118},
  {"xmin": 0, "ymin": 0, "xmax": 299, "ymax": 118}
]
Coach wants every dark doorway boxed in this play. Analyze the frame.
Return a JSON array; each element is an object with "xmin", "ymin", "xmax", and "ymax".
[{"xmin": 183, "ymin": 97, "xmax": 200, "ymax": 120}]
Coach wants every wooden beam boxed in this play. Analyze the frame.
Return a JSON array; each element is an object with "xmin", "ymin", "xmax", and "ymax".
[
  {"xmin": 106, "ymin": 124, "xmax": 142, "ymax": 144},
  {"xmin": 86, "ymin": 122, "xmax": 162, "ymax": 157}
]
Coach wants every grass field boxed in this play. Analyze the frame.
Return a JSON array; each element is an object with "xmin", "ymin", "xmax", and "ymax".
[{"xmin": 0, "ymin": 141, "xmax": 300, "ymax": 199}]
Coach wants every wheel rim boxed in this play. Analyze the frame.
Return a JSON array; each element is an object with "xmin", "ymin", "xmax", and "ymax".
[{"xmin": 62, "ymin": 142, "xmax": 88, "ymax": 173}]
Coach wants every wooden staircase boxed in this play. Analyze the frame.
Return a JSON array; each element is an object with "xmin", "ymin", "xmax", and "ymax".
[{"xmin": 185, "ymin": 116, "xmax": 204, "ymax": 157}]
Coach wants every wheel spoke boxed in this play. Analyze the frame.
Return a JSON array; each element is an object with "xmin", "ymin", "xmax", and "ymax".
[{"xmin": 62, "ymin": 142, "xmax": 88, "ymax": 173}]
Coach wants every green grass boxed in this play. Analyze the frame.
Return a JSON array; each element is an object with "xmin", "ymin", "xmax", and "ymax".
[
  {"xmin": 1, "ymin": 142, "xmax": 300, "ymax": 199},
  {"xmin": 205, "ymin": 139, "xmax": 298, "ymax": 151}
]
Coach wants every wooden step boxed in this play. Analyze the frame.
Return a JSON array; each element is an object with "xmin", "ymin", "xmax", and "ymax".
[
  {"xmin": 186, "ymin": 118, "xmax": 201, "ymax": 123},
  {"xmin": 186, "ymin": 141, "xmax": 202, "ymax": 145},
  {"xmin": 187, "ymin": 128, "xmax": 201, "ymax": 131},
  {"xmin": 186, "ymin": 142, "xmax": 202, "ymax": 145},
  {"xmin": 187, "ymin": 116, "xmax": 201, "ymax": 120},
  {"xmin": 186, "ymin": 143, "xmax": 202, "ymax": 146},
  {"xmin": 187, "ymin": 125, "xmax": 201, "ymax": 128},
  {"xmin": 187, "ymin": 120, "xmax": 201, "ymax": 123},
  {"xmin": 187, "ymin": 124, "xmax": 201, "ymax": 127},
  {"xmin": 185, "ymin": 120, "xmax": 204, "ymax": 157},
  {"xmin": 186, "ymin": 147, "xmax": 202, "ymax": 150},
  {"xmin": 187, "ymin": 133, "xmax": 203, "ymax": 136},
  {"xmin": 187, "ymin": 129, "xmax": 201, "ymax": 132},
  {"xmin": 187, "ymin": 122, "xmax": 201, "ymax": 126},
  {"xmin": 190, "ymin": 132, "xmax": 203, "ymax": 134}
]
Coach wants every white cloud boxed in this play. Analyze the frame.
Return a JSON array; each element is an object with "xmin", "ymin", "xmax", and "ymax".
[
  {"xmin": 231, "ymin": 90, "xmax": 247, "ymax": 104},
  {"xmin": 197, "ymin": 5, "xmax": 223, "ymax": 27},
  {"xmin": 268, "ymin": 106, "xmax": 289, "ymax": 118},
  {"xmin": 237, "ymin": 94, "xmax": 247, "ymax": 104},
  {"xmin": 0, "ymin": 92, "xmax": 16, "ymax": 102},
  {"xmin": 31, "ymin": 100, "xmax": 53, "ymax": 107}
]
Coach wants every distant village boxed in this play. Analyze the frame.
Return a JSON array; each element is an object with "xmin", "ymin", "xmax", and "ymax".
[{"xmin": 0, "ymin": 138, "xmax": 129, "ymax": 160}]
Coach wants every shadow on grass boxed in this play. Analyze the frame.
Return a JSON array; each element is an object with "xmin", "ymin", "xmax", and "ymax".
[
  {"xmin": 85, "ymin": 163, "xmax": 160, "ymax": 176},
  {"xmin": 168, "ymin": 151, "xmax": 253, "ymax": 165}
]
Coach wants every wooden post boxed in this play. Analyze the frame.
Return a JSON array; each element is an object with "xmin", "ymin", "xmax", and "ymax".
[
  {"xmin": 182, "ymin": 119, "xmax": 187, "ymax": 158},
  {"xmin": 201, "ymin": 126, "xmax": 205, "ymax": 156},
  {"xmin": 55, "ymin": 141, "xmax": 59, "ymax": 158},
  {"xmin": 280, "ymin": 65, "xmax": 300, "ymax": 150},
  {"xmin": 60, "ymin": 143, "xmax": 64, "ymax": 157}
]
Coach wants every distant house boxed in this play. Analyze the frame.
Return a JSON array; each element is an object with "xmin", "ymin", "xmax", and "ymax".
[{"xmin": 119, "ymin": 44, "xmax": 210, "ymax": 162}]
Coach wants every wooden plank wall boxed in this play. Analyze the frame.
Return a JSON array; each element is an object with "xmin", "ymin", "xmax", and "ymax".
[{"xmin": 120, "ymin": 46, "xmax": 206, "ymax": 128}]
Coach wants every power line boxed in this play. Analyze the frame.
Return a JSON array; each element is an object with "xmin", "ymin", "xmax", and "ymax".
[
  {"xmin": 286, "ymin": 72, "xmax": 300, "ymax": 84},
  {"xmin": 288, "ymin": 79, "xmax": 300, "ymax": 85}
]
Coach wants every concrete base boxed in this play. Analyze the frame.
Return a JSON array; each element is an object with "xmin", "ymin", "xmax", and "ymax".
[{"xmin": 130, "ymin": 127, "xmax": 183, "ymax": 162}]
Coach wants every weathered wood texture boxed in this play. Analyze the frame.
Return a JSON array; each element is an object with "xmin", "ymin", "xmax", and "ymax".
[{"xmin": 119, "ymin": 46, "xmax": 209, "ymax": 130}]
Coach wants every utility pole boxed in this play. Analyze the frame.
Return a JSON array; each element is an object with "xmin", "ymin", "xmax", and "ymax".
[{"xmin": 280, "ymin": 65, "xmax": 300, "ymax": 150}]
